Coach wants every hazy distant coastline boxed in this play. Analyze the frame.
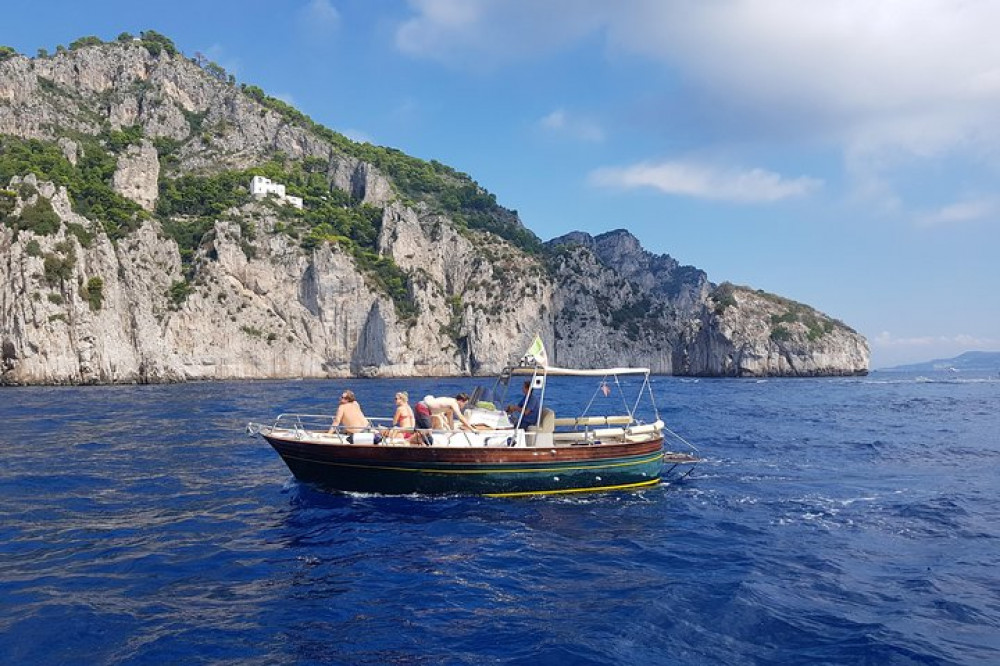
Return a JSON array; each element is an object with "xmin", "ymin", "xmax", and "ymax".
[{"xmin": 878, "ymin": 351, "xmax": 1000, "ymax": 373}]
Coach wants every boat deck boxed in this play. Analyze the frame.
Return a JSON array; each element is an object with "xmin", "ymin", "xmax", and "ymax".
[{"xmin": 254, "ymin": 412, "xmax": 667, "ymax": 450}]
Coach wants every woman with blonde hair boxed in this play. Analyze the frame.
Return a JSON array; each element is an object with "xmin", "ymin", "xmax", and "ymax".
[{"xmin": 388, "ymin": 391, "xmax": 417, "ymax": 443}]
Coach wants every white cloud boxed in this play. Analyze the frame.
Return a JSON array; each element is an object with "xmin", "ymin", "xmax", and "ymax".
[
  {"xmin": 870, "ymin": 331, "xmax": 1000, "ymax": 367},
  {"xmin": 298, "ymin": 0, "xmax": 341, "ymax": 40},
  {"xmin": 914, "ymin": 199, "xmax": 997, "ymax": 228},
  {"xmin": 539, "ymin": 109, "xmax": 604, "ymax": 142},
  {"xmin": 607, "ymin": 1, "xmax": 1000, "ymax": 146},
  {"xmin": 305, "ymin": 0, "xmax": 340, "ymax": 27},
  {"xmin": 589, "ymin": 160, "xmax": 820, "ymax": 203},
  {"xmin": 874, "ymin": 331, "xmax": 1000, "ymax": 350},
  {"xmin": 396, "ymin": 1, "xmax": 1000, "ymax": 122},
  {"xmin": 396, "ymin": 0, "xmax": 606, "ymax": 67},
  {"xmin": 395, "ymin": 1, "xmax": 1000, "ymax": 201}
]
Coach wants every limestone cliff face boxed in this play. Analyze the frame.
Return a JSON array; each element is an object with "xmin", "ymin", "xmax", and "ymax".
[
  {"xmin": 0, "ymin": 42, "xmax": 387, "ymax": 199},
  {"xmin": 112, "ymin": 140, "xmax": 159, "ymax": 211},
  {"xmin": 548, "ymin": 242, "xmax": 676, "ymax": 372},
  {"xmin": 1, "ymin": 176, "xmax": 183, "ymax": 384},
  {"xmin": 0, "ymin": 41, "xmax": 868, "ymax": 383},
  {"xmin": 680, "ymin": 287, "xmax": 869, "ymax": 377},
  {"xmin": 0, "ymin": 175, "xmax": 553, "ymax": 384},
  {"xmin": 377, "ymin": 203, "xmax": 554, "ymax": 375},
  {"xmin": 554, "ymin": 229, "xmax": 710, "ymax": 316},
  {"xmin": 547, "ymin": 231, "xmax": 869, "ymax": 377}
]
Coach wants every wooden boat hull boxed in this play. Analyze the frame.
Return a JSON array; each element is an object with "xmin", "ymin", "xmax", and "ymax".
[{"xmin": 261, "ymin": 434, "xmax": 693, "ymax": 496}]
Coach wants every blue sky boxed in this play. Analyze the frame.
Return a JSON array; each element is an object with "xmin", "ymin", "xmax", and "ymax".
[{"xmin": 5, "ymin": 0, "xmax": 999, "ymax": 368}]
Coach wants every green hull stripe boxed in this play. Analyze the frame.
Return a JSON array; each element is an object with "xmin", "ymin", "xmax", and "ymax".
[
  {"xmin": 279, "ymin": 451, "xmax": 665, "ymax": 475},
  {"xmin": 485, "ymin": 478, "xmax": 661, "ymax": 497}
]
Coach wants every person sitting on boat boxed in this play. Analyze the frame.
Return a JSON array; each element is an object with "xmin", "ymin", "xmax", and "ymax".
[
  {"xmin": 506, "ymin": 381, "xmax": 541, "ymax": 428},
  {"xmin": 329, "ymin": 390, "xmax": 380, "ymax": 443},
  {"xmin": 386, "ymin": 391, "xmax": 417, "ymax": 443},
  {"xmin": 419, "ymin": 394, "xmax": 473, "ymax": 431}
]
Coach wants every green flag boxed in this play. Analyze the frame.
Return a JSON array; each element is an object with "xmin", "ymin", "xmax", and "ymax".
[{"xmin": 525, "ymin": 334, "xmax": 548, "ymax": 367}]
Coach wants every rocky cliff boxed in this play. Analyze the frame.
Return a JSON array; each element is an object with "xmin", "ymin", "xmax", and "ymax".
[
  {"xmin": 547, "ymin": 230, "xmax": 867, "ymax": 376},
  {"xmin": 0, "ymin": 36, "xmax": 868, "ymax": 383}
]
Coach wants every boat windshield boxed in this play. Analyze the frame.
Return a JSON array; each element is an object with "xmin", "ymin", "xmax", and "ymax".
[{"xmin": 468, "ymin": 385, "xmax": 500, "ymax": 410}]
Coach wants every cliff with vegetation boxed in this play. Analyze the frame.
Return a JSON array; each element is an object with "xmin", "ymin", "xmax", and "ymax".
[{"xmin": 0, "ymin": 33, "xmax": 868, "ymax": 384}]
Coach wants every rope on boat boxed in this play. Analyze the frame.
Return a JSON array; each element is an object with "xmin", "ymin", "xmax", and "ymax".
[
  {"xmin": 582, "ymin": 374, "xmax": 633, "ymax": 424},
  {"xmin": 662, "ymin": 423, "xmax": 699, "ymax": 453}
]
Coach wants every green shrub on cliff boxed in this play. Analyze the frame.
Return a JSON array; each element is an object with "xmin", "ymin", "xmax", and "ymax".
[
  {"xmin": 167, "ymin": 280, "xmax": 193, "ymax": 308},
  {"xmin": 0, "ymin": 188, "xmax": 16, "ymax": 221},
  {"xmin": 17, "ymin": 197, "xmax": 61, "ymax": 235},
  {"xmin": 82, "ymin": 276, "xmax": 104, "ymax": 311},
  {"xmin": 138, "ymin": 30, "xmax": 177, "ymax": 58},
  {"xmin": 770, "ymin": 325, "xmax": 792, "ymax": 342},
  {"xmin": 0, "ymin": 136, "xmax": 146, "ymax": 240},
  {"xmin": 43, "ymin": 247, "xmax": 75, "ymax": 286},
  {"xmin": 104, "ymin": 125, "xmax": 145, "ymax": 153},
  {"xmin": 237, "ymin": 84, "xmax": 541, "ymax": 254},
  {"xmin": 69, "ymin": 36, "xmax": 104, "ymax": 50},
  {"xmin": 711, "ymin": 282, "xmax": 738, "ymax": 315},
  {"xmin": 157, "ymin": 170, "xmax": 248, "ymax": 218},
  {"xmin": 0, "ymin": 138, "xmax": 74, "ymax": 185}
]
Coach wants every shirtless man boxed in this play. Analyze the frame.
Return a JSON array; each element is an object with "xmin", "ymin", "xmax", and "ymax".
[
  {"xmin": 328, "ymin": 390, "xmax": 370, "ymax": 435},
  {"xmin": 419, "ymin": 393, "xmax": 473, "ymax": 431}
]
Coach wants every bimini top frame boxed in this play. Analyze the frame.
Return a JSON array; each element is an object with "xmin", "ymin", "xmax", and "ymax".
[
  {"xmin": 507, "ymin": 365, "xmax": 651, "ymax": 377},
  {"xmin": 496, "ymin": 364, "xmax": 659, "ymax": 429}
]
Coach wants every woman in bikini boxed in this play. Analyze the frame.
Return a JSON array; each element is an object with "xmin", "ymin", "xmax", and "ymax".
[{"xmin": 388, "ymin": 391, "xmax": 417, "ymax": 443}]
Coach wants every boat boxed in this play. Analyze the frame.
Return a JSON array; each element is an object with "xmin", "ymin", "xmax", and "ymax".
[{"xmin": 247, "ymin": 342, "xmax": 700, "ymax": 497}]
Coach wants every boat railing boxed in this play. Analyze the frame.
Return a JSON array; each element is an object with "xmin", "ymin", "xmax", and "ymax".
[
  {"xmin": 249, "ymin": 411, "xmax": 674, "ymax": 449},
  {"xmin": 260, "ymin": 412, "xmax": 517, "ymax": 447}
]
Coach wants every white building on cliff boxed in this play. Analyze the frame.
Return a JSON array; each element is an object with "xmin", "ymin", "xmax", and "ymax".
[{"xmin": 250, "ymin": 175, "xmax": 303, "ymax": 209}]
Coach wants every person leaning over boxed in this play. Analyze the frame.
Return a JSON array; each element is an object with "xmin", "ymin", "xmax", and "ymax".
[{"xmin": 420, "ymin": 393, "xmax": 473, "ymax": 431}]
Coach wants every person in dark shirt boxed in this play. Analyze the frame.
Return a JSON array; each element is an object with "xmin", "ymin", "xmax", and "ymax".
[{"xmin": 506, "ymin": 380, "xmax": 541, "ymax": 428}]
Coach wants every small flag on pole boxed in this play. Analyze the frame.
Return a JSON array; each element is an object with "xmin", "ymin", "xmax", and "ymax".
[{"xmin": 524, "ymin": 334, "xmax": 548, "ymax": 367}]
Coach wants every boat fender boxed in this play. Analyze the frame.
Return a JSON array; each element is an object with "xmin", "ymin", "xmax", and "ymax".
[{"xmin": 348, "ymin": 432, "xmax": 380, "ymax": 445}]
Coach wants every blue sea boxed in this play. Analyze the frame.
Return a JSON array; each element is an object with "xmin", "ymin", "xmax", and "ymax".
[{"xmin": 1, "ymin": 372, "xmax": 998, "ymax": 665}]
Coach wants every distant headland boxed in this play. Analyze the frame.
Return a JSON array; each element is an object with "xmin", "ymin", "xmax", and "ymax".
[{"xmin": 879, "ymin": 351, "xmax": 1000, "ymax": 373}]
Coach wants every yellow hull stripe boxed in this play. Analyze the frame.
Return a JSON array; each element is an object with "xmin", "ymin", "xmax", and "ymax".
[
  {"xmin": 485, "ymin": 478, "xmax": 661, "ymax": 497},
  {"xmin": 279, "ymin": 451, "xmax": 665, "ymax": 475}
]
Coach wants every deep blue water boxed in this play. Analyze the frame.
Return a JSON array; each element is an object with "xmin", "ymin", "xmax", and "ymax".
[{"xmin": 1, "ymin": 372, "xmax": 998, "ymax": 665}]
